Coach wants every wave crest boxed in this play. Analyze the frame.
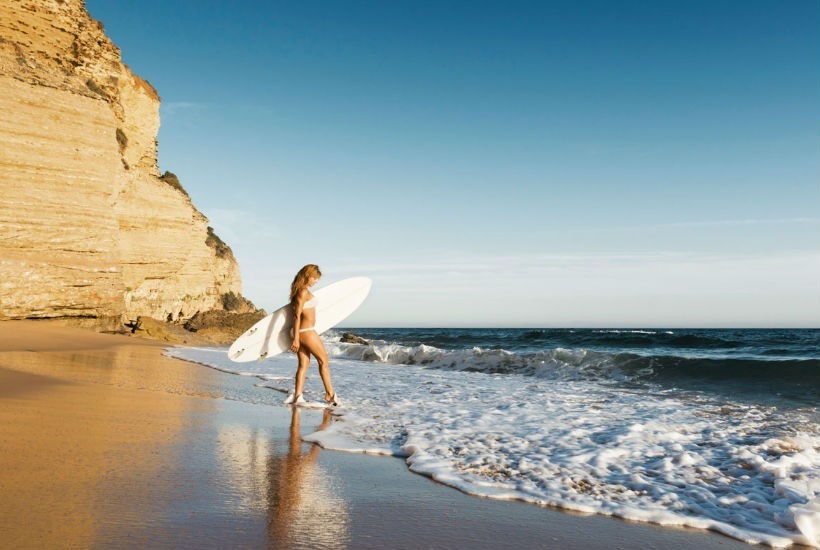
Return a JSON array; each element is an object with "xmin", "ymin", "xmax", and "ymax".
[{"xmin": 326, "ymin": 340, "xmax": 820, "ymax": 399}]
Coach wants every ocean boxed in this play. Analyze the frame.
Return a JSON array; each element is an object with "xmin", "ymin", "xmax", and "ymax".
[{"xmin": 168, "ymin": 328, "xmax": 819, "ymax": 547}]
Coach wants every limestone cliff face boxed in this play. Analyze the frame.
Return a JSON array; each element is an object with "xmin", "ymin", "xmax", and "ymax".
[{"xmin": 0, "ymin": 0, "xmax": 243, "ymax": 321}]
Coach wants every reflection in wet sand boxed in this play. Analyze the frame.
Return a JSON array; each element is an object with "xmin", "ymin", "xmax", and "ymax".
[
  {"xmin": 267, "ymin": 408, "xmax": 349, "ymax": 549},
  {"xmin": 216, "ymin": 424, "xmax": 273, "ymax": 513},
  {"xmin": 213, "ymin": 406, "xmax": 350, "ymax": 548}
]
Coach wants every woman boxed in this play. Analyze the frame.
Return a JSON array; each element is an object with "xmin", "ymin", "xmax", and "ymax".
[{"xmin": 283, "ymin": 264, "xmax": 339, "ymax": 407}]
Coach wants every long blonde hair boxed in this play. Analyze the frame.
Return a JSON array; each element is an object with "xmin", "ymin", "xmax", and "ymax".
[{"xmin": 290, "ymin": 264, "xmax": 322, "ymax": 304}]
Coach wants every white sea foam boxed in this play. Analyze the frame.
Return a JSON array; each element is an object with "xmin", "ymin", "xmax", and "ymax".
[{"xmin": 166, "ymin": 345, "xmax": 820, "ymax": 548}]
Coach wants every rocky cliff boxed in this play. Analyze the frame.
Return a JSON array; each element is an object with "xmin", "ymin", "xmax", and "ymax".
[{"xmin": 0, "ymin": 0, "xmax": 245, "ymax": 324}]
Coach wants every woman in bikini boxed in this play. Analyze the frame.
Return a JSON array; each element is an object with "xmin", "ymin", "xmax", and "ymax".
[{"xmin": 283, "ymin": 264, "xmax": 339, "ymax": 407}]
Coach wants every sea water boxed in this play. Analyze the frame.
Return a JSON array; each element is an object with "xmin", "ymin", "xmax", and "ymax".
[{"xmin": 167, "ymin": 328, "xmax": 820, "ymax": 547}]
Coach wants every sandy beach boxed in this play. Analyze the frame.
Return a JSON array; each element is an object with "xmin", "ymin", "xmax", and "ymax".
[{"xmin": 0, "ymin": 321, "xmax": 755, "ymax": 549}]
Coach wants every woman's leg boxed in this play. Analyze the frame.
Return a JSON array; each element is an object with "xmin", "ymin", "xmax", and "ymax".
[
  {"xmin": 294, "ymin": 346, "xmax": 310, "ymax": 397},
  {"xmin": 298, "ymin": 331, "xmax": 335, "ymax": 400}
]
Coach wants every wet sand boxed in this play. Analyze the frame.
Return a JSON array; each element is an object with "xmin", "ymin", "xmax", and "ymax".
[{"xmin": 0, "ymin": 321, "xmax": 753, "ymax": 549}]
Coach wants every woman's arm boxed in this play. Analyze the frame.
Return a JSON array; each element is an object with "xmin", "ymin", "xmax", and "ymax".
[{"xmin": 290, "ymin": 290, "xmax": 307, "ymax": 351}]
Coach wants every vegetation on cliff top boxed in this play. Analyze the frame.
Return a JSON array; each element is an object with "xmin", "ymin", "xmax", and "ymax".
[
  {"xmin": 159, "ymin": 171, "xmax": 190, "ymax": 198},
  {"xmin": 206, "ymin": 226, "xmax": 233, "ymax": 259}
]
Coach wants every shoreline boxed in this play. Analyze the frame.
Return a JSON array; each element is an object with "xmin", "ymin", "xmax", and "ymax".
[{"xmin": 0, "ymin": 320, "xmax": 756, "ymax": 548}]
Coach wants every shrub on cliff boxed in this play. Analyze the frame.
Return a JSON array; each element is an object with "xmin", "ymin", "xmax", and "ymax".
[
  {"xmin": 206, "ymin": 226, "xmax": 233, "ymax": 259},
  {"xmin": 159, "ymin": 171, "xmax": 190, "ymax": 198}
]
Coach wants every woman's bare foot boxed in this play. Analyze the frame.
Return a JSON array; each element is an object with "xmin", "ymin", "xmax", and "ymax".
[{"xmin": 284, "ymin": 393, "xmax": 305, "ymax": 405}]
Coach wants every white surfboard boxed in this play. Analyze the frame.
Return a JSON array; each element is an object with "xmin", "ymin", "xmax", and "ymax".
[{"xmin": 227, "ymin": 276, "xmax": 372, "ymax": 363}]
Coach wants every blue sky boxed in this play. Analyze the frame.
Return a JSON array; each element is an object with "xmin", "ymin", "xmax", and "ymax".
[{"xmin": 86, "ymin": 0, "xmax": 819, "ymax": 327}]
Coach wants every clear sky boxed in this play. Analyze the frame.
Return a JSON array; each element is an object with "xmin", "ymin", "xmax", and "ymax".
[{"xmin": 85, "ymin": 0, "xmax": 819, "ymax": 327}]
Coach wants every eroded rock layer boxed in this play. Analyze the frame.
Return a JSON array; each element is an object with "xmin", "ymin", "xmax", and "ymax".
[{"xmin": 0, "ymin": 0, "xmax": 243, "ymax": 321}]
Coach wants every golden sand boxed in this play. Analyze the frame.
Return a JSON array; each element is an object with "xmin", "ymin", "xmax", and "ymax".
[{"xmin": 0, "ymin": 322, "xmax": 218, "ymax": 547}]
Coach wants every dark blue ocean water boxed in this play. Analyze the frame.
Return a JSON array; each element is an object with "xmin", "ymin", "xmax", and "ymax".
[{"xmin": 338, "ymin": 328, "xmax": 820, "ymax": 407}]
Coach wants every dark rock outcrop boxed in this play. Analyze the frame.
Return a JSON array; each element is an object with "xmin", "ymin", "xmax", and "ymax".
[
  {"xmin": 184, "ymin": 309, "xmax": 266, "ymax": 343},
  {"xmin": 340, "ymin": 332, "xmax": 369, "ymax": 345}
]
